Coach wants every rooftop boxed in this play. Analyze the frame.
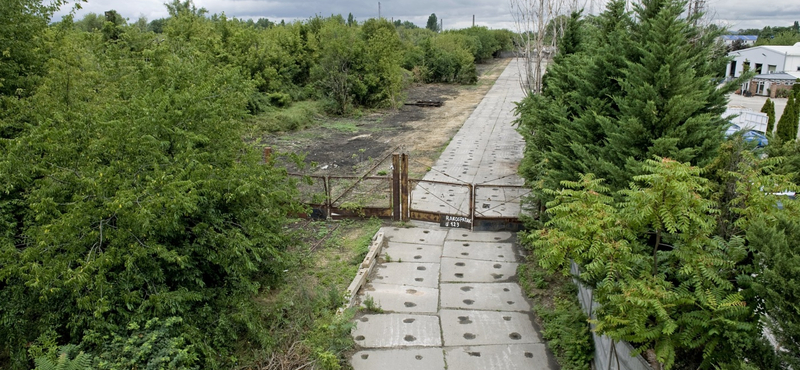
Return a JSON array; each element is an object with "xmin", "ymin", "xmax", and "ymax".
[
  {"xmin": 722, "ymin": 35, "xmax": 758, "ymax": 41},
  {"xmin": 758, "ymin": 42, "xmax": 800, "ymax": 55},
  {"xmin": 753, "ymin": 71, "xmax": 800, "ymax": 80},
  {"xmin": 729, "ymin": 43, "xmax": 800, "ymax": 57}
]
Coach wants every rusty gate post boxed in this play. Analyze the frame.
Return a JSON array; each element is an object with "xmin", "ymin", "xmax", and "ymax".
[
  {"xmin": 469, "ymin": 184, "xmax": 475, "ymax": 231},
  {"xmin": 392, "ymin": 154, "xmax": 401, "ymax": 221},
  {"xmin": 400, "ymin": 153, "xmax": 409, "ymax": 221},
  {"xmin": 324, "ymin": 176, "xmax": 331, "ymax": 220}
]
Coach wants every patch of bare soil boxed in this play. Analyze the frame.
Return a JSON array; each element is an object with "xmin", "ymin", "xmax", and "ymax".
[{"xmin": 263, "ymin": 58, "xmax": 512, "ymax": 177}]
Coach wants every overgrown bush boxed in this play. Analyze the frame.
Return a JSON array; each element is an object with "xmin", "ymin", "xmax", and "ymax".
[
  {"xmin": 0, "ymin": 10, "xmax": 303, "ymax": 369},
  {"xmin": 93, "ymin": 317, "xmax": 199, "ymax": 370},
  {"xmin": 518, "ymin": 259, "xmax": 593, "ymax": 369},
  {"xmin": 418, "ymin": 34, "xmax": 477, "ymax": 84},
  {"xmin": 247, "ymin": 100, "xmax": 323, "ymax": 133},
  {"xmin": 399, "ymin": 26, "xmax": 511, "ymax": 85},
  {"xmin": 452, "ymin": 26, "xmax": 501, "ymax": 62}
]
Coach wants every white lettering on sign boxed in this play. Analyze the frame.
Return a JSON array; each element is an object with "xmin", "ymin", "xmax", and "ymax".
[{"xmin": 440, "ymin": 214, "xmax": 472, "ymax": 229}]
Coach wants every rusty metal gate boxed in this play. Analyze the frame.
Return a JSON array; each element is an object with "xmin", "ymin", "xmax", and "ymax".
[{"xmin": 289, "ymin": 153, "xmax": 531, "ymax": 231}]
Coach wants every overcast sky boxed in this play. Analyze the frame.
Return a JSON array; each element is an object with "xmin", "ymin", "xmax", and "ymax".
[{"xmin": 54, "ymin": 0, "xmax": 800, "ymax": 32}]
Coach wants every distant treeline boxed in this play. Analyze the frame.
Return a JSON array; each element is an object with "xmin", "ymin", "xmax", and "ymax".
[
  {"xmin": 735, "ymin": 21, "xmax": 800, "ymax": 46},
  {"xmin": 67, "ymin": 6, "xmax": 514, "ymax": 115}
]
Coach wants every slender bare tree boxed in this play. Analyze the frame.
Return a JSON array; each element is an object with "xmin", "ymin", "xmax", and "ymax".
[{"xmin": 509, "ymin": 0, "xmax": 582, "ymax": 95}]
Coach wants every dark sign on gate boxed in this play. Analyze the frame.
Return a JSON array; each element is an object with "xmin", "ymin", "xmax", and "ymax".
[{"xmin": 440, "ymin": 214, "xmax": 472, "ymax": 229}]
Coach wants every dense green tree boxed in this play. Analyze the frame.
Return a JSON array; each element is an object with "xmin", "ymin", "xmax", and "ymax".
[
  {"xmin": 0, "ymin": 0, "xmax": 63, "ymax": 97},
  {"xmin": 347, "ymin": 12, "xmax": 356, "ymax": 26},
  {"xmin": 393, "ymin": 19, "xmax": 418, "ymax": 29},
  {"xmin": 165, "ymin": 0, "xmax": 207, "ymax": 17},
  {"xmin": 74, "ymin": 12, "xmax": 105, "ymax": 32},
  {"xmin": 101, "ymin": 10, "xmax": 126, "ymax": 41},
  {"xmin": 419, "ymin": 33, "xmax": 477, "ymax": 84},
  {"xmin": 254, "ymin": 17, "xmax": 273, "ymax": 28},
  {"xmin": 426, "ymin": 13, "xmax": 439, "ymax": 32},
  {"xmin": 514, "ymin": 0, "xmax": 632, "ymax": 204},
  {"xmin": 148, "ymin": 17, "xmax": 167, "ymax": 33},
  {"xmin": 598, "ymin": 0, "xmax": 731, "ymax": 191},
  {"xmin": 762, "ymin": 98, "xmax": 776, "ymax": 134},
  {"xmin": 515, "ymin": 0, "xmax": 795, "ymax": 368},
  {"xmin": 723, "ymin": 149, "xmax": 800, "ymax": 368},
  {"xmin": 745, "ymin": 210, "xmax": 800, "ymax": 368},
  {"xmin": 756, "ymin": 30, "xmax": 800, "ymax": 46},
  {"xmin": 309, "ymin": 18, "xmax": 403, "ymax": 113},
  {"xmin": 310, "ymin": 20, "xmax": 363, "ymax": 114},
  {"xmin": 0, "ymin": 12, "xmax": 302, "ymax": 369},
  {"xmin": 453, "ymin": 26, "xmax": 504, "ymax": 62},
  {"xmin": 776, "ymin": 93, "xmax": 799, "ymax": 141},
  {"xmin": 358, "ymin": 18, "xmax": 403, "ymax": 107}
]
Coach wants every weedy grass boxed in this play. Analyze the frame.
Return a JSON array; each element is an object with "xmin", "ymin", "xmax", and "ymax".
[
  {"xmin": 517, "ymin": 241, "xmax": 594, "ymax": 370},
  {"xmin": 238, "ymin": 218, "xmax": 383, "ymax": 370},
  {"xmin": 247, "ymin": 100, "xmax": 325, "ymax": 133}
]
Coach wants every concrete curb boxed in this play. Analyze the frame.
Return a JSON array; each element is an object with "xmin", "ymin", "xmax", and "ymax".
[{"xmin": 342, "ymin": 229, "xmax": 386, "ymax": 311}]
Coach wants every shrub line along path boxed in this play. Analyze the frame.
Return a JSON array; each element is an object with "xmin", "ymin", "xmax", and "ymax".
[{"xmin": 349, "ymin": 59, "xmax": 559, "ymax": 370}]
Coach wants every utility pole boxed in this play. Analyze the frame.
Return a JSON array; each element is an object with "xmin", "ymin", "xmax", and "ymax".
[
  {"xmin": 378, "ymin": 2, "xmax": 381, "ymax": 18},
  {"xmin": 472, "ymin": 15, "xmax": 475, "ymax": 27},
  {"xmin": 440, "ymin": 18, "xmax": 443, "ymax": 32}
]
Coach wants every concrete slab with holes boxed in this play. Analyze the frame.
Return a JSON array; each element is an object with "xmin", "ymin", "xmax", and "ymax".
[
  {"xmin": 351, "ymin": 348, "xmax": 446, "ymax": 370},
  {"xmin": 442, "ymin": 241, "xmax": 519, "ymax": 262},
  {"xmin": 349, "ymin": 59, "xmax": 558, "ymax": 370},
  {"xmin": 371, "ymin": 262, "xmax": 440, "ymax": 288},
  {"xmin": 440, "ymin": 257, "xmax": 518, "ymax": 283},
  {"xmin": 381, "ymin": 241, "xmax": 443, "ymax": 263},
  {"xmin": 381, "ymin": 227, "xmax": 448, "ymax": 246},
  {"xmin": 360, "ymin": 283, "xmax": 439, "ymax": 313},
  {"xmin": 440, "ymin": 283, "xmax": 530, "ymax": 311},
  {"xmin": 445, "ymin": 344, "xmax": 553, "ymax": 370}
]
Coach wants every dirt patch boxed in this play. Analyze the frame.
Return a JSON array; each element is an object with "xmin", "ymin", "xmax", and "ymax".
[{"xmin": 261, "ymin": 58, "xmax": 512, "ymax": 177}]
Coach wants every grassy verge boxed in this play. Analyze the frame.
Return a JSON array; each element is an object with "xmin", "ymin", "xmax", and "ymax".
[
  {"xmin": 238, "ymin": 218, "xmax": 382, "ymax": 370},
  {"xmin": 246, "ymin": 100, "xmax": 325, "ymax": 135},
  {"xmin": 517, "ymin": 233, "xmax": 594, "ymax": 370}
]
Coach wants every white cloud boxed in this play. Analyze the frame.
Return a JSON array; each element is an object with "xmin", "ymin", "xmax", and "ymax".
[{"xmin": 54, "ymin": 0, "xmax": 800, "ymax": 31}]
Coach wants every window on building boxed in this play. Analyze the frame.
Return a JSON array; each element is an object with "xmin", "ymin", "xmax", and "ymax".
[{"xmin": 768, "ymin": 65, "xmax": 777, "ymax": 73}]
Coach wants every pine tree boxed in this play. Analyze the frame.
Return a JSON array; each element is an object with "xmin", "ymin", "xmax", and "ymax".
[
  {"xmin": 762, "ymin": 98, "xmax": 776, "ymax": 133},
  {"xmin": 514, "ymin": 10, "xmax": 595, "ymax": 208},
  {"xmin": 776, "ymin": 93, "xmax": 799, "ymax": 141},
  {"xmin": 425, "ymin": 13, "xmax": 439, "ymax": 32},
  {"xmin": 515, "ymin": 1, "xmax": 631, "ymax": 206},
  {"xmin": 600, "ymin": 0, "xmax": 731, "ymax": 191}
]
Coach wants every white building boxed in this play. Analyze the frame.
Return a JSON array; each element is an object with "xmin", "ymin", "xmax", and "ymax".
[
  {"xmin": 725, "ymin": 42, "xmax": 800, "ymax": 79},
  {"xmin": 720, "ymin": 35, "xmax": 758, "ymax": 47}
]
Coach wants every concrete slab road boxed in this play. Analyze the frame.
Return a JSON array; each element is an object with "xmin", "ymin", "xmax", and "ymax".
[{"xmin": 349, "ymin": 226, "xmax": 559, "ymax": 370}]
